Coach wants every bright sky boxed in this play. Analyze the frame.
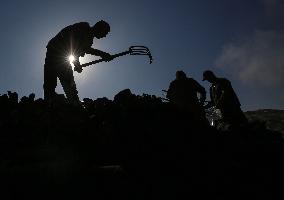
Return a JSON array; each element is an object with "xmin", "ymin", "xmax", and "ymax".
[{"xmin": 0, "ymin": 0, "xmax": 283, "ymax": 110}]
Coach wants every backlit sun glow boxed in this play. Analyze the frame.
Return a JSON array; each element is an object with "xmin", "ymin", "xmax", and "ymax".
[{"xmin": 69, "ymin": 55, "xmax": 75, "ymax": 64}]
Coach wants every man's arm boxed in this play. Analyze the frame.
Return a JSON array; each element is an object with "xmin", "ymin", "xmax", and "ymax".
[
  {"xmin": 85, "ymin": 48, "xmax": 113, "ymax": 61},
  {"xmin": 192, "ymin": 79, "xmax": 206, "ymax": 105},
  {"xmin": 215, "ymin": 79, "xmax": 230, "ymax": 107},
  {"xmin": 198, "ymin": 87, "xmax": 206, "ymax": 105},
  {"xmin": 204, "ymin": 85, "xmax": 214, "ymax": 109},
  {"xmin": 166, "ymin": 82, "xmax": 175, "ymax": 101},
  {"xmin": 73, "ymin": 48, "xmax": 113, "ymax": 73},
  {"xmin": 215, "ymin": 91, "xmax": 224, "ymax": 108},
  {"xmin": 73, "ymin": 58, "xmax": 83, "ymax": 73}
]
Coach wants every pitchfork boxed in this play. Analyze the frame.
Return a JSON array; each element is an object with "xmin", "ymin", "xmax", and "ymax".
[{"xmin": 75, "ymin": 46, "xmax": 153, "ymax": 72}]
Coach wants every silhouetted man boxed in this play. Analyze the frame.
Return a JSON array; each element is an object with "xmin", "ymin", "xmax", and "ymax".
[
  {"xmin": 167, "ymin": 70, "xmax": 207, "ymax": 122},
  {"xmin": 202, "ymin": 70, "xmax": 247, "ymax": 126},
  {"xmin": 44, "ymin": 20, "xmax": 113, "ymax": 105}
]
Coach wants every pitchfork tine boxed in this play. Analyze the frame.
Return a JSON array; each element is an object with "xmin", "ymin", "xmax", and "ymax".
[{"xmin": 129, "ymin": 46, "xmax": 153, "ymax": 64}]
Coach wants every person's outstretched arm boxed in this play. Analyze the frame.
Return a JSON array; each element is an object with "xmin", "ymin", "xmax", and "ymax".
[{"xmin": 86, "ymin": 48, "xmax": 113, "ymax": 61}]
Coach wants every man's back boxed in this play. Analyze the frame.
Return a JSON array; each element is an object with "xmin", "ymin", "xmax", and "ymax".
[
  {"xmin": 47, "ymin": 22, "xmax": 93, "ymax": 57},
  {"xmin": 210, "ymin": 78, "xmax": 241, "ymax": 109},
  {"xmin": 167, "ymin": 77, "xmax": 205, "ymax": 105}
]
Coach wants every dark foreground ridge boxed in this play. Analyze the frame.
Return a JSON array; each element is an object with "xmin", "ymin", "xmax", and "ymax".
[
  {"xmin": 245, "ymin": 109, "xmax": 284, "ymax": 135},
  {"xmin": 1, "ymin": 90, "xmax": 284, "ymax": 199}
]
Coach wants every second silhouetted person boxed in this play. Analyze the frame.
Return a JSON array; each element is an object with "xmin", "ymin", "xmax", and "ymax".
[
  {"xmin": 203, "ymin": 70, "xmax": 247, "ymax": 126},
  {"xmin": 167, "ymin": 70, "xmax": 207, "ymax": 122}
]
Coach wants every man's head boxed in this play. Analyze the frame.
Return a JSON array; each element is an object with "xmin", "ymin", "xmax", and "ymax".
[
  {"xmin": 203, "ymin": 70, "xmax": 217, "ymax": 83},
  {"xmin": 176, "ymin": 70, "xmax": 187, "ymax": 80},
  {"xmin": 92, "ymin": 20, "xmax": 110, "ymax": 39}
]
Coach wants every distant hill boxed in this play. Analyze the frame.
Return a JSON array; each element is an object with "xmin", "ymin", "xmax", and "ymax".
[{"xmin": 245, "ymin": 109, "xmax": 284, "ymax": 136}]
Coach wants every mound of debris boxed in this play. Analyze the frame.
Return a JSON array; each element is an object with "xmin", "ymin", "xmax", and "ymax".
[
  {"xmin": 0, "ymin": 90, "xmax": 284, "ymax": 198},
  {"xmin": 245, "ymin": 109, "xmax": 284, "ymax": 136}
]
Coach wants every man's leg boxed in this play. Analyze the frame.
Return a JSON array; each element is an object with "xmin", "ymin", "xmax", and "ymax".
[
  {"xmin": 43, "ymin": 62, "xmax": 57, "ymax": 103},
  {"xmin": 58, "ymin": 66, "xmax": 80, "ymax": 105},
  {"xmin": 232, "ymin": 107, "xmax": 248, "ymax": 125},
  {"xmin": 185, "ymin": 102, "xmax": 209, "ymax": 124},
  {"xmin": 221, "ymin": 106, "xmax": 247, "ymax": 126}
]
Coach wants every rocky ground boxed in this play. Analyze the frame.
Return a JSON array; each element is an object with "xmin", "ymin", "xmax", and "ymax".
[
  {"xmin": 245, "ymin": 109, "xmax": 284, "ymax": 136},
  {"xmin": 0, "ymin": 90, "xmax": 284, "ymax": 199}
]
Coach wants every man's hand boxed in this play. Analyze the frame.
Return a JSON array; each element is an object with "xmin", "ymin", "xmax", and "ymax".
[
  {"xmin": 73, "ymin": 60, "xmax": 83, "ymax": 73},
  {"xmin": 215, "ymin": 101, "xmax": 221, "ymax": 109},
  {"xmin": 200, "ymin": 96, "xmax": 206, "ymax": 106},
  {"xmin": 203, "ymin": 101, "xmax": 213, "ymax": 109},
  {"xmin": 74, "ymin": 66, "xmax": 83, "ymax": 73}
]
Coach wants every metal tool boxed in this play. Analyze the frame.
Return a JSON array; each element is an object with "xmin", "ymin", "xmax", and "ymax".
[{"xmin": 76, "ymin": 46, "xmax": 153, "ymax": 72}]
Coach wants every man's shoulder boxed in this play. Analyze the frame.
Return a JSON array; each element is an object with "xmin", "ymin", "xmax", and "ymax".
[
  {"xmin": 186, "ymin": 77, "xmax": 201, "ymax": 85},
  {"xmin": 69, "ymin": 22, "xmax": 91, "ymax": 30},
  {"xmin": 217, "ymin": 78, "xmax": 232, "ymax": 89},
  {"xmin": 59, "ymin": 22, "xmax": 90, "ymax": 34},
  {"xmin": 169, "ymin": 79, "xmax": 182, "ymax": 89},
  {"xmin": 169, "ymin": 79, "xmax": 178, "ymax": 85},
  {"xmin": 218, "ymin": 78, "xmax": 230, "ymax": 84},
  {"xmin": 73, "ymin": 22, "xmax": 90, "ymax": 27},
  {"xmin": 186, "ymin": 77, "xmax": 198, "ymax": 83}
]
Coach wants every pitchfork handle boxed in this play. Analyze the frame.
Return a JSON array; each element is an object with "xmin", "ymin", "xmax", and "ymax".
[{"xmin": 81, "ymin": 50, "xmax": 131, "ymax": 68}]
